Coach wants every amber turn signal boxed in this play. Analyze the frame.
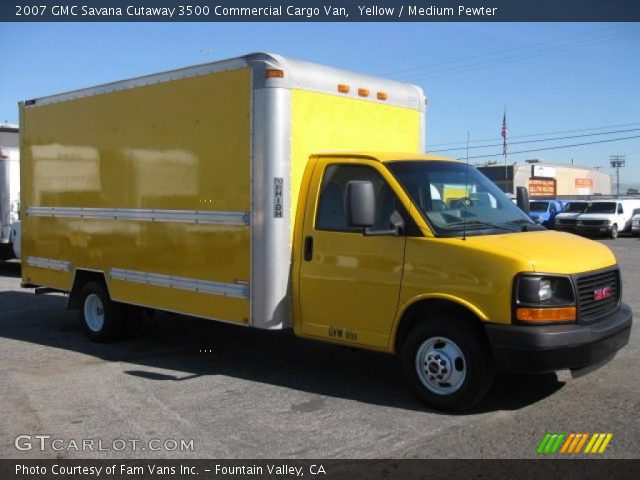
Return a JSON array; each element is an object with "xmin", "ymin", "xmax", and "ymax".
[{"xmin": 516, "ymin": 307, "xmax": 576, "ymax": 323}]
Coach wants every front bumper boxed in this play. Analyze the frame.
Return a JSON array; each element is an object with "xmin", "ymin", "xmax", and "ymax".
[
  {"xmin": 485, "ymin": 303, "xmax": 632, "ymax": 374},
  {"xmin": 576, "ymin": 224, "xmax": 612, "ymax": 235},
  {"xmin": 554, "ymin": 223, "xmax": 577, "ymax": 232}
]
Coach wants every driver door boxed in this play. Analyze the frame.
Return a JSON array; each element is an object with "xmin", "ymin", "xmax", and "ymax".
[{"xmin": 298, "ymin": 159, "xmax": 406, "ymax": 349}]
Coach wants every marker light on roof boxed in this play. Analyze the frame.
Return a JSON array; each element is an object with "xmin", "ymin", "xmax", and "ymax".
[{"xmin": 264, "ymin": 69, "xmax": 284, "ymax": 78}]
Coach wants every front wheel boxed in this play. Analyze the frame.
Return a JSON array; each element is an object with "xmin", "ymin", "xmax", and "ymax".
[
  {"xmin": 610, "ymin": 224, "xmax": 618, "ymax": 239},
  {"xmin": 401, "ymin": 315, "xmax": 494, "ymax": 411}
]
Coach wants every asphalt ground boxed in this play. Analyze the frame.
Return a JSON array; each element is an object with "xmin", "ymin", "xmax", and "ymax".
[{"xmin": 0, "ymin": 236, "xmax": 638, "ymax": 459}]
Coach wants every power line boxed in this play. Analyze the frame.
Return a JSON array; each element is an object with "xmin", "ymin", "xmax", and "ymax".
[
  {"xmin": 384, "ymin": 25, "xmax": 622, "ymax": 77},
  {"xmin": 430, "ymin": 122, "xmax": 640, "ymax": 148},
  {"xmin": 431, "ymin": 127, "xmax": 640, "ymax": 153},
  {"xmin": 393, "ymin": 28, "xmax": 640, "ymax": 81},
  {"xmin": 458, "ymin": 134, "xmax": 640, "ymax": 161}
]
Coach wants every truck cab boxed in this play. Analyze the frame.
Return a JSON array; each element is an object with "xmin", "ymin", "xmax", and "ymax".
[
  {"xmin": 528, "ymin": 199, "xmax": 562, "ymax": 228},
  {"xmin": 294, "ymin": 153, "xmax": 631, "ymax": 410}
]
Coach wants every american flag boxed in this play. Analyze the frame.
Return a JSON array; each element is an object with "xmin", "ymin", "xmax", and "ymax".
[{"xmin": 501, "ymin": 109, "xmax": 507, "ymax": 157}]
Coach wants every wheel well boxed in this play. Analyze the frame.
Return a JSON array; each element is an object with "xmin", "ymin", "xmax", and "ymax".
[
  {"xmin": 67, "ymin": 270, "xmax": 108, "ymax": 310},
  {"xmin": 394, "ymin": 299, "xmax": 485, "ymax": 352}
]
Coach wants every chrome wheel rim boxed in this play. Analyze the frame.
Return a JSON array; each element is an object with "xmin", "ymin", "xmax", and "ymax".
[
  {"xmin": 415, "ymin": 336, "xmax": 466, "ymax": 395},
  {"xmin": 84, "ymin": 293, "xmax": 105, "ymax": 332}
]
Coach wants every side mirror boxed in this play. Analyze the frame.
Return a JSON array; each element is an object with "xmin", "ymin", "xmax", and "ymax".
[
  {"xmin": 345, "ymin": 180, "xmax": 375, "ymax": 228},
  {"xmin": 516, "ymin": 187, "xmax": 530, "ymax": 214}
]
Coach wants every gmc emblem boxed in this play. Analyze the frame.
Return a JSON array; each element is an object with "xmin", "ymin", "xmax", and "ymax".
[{"xmin": 594, "ymin": 286, "xmax": 612, "ymax": 301}]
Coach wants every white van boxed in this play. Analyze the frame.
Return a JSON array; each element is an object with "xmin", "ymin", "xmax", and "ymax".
[{"xmin": 576, "ymin": 199, "xmax": 640, "ymax": 239}]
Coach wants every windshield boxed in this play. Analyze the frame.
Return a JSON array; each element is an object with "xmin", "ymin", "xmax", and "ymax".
[
  {"xmin": 563, "ymin": 202, "xmax": 588, "ymax": 213},
  {"xmin": 529, "ymin": 202, "xmax": 549, "ymax": 212},
  {"xmin": 585, "ymin": 202, "xmax": 616, "ymax": 214},
  {"xmin": 387, "ymin": 160, "xmax": 533, "ymax": 236}
]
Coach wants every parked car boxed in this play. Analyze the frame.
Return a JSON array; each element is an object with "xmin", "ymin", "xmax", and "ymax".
[
  {"xmin": 576, "ymin": 199, "xmax": 640, "ymax": 239},
  {"xmin": 528, "ymin": 200, "xmax": 563, "ymax": 227},
  {"xmin": 554, "ymin": 200, "xmax": 589, "ymax": 233}
]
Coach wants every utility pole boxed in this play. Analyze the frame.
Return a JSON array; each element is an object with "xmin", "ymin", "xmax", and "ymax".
[{"xmin": 610, "ymin": 155, "xmax": 626, "ymax": 197}]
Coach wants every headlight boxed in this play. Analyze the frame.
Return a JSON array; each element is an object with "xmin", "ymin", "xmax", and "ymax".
[
  {"xmin": 514, "ymin": 275, "xmax": 576, "ymax": 324},
  {"xmin": 538, "ymin": 279, "xmax": 552, "ymax": 301}
]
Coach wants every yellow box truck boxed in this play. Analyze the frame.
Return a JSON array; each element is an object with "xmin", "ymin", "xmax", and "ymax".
[{"xmin": 20, "ymin": 53, "xmax": 631, "ymax": 410}]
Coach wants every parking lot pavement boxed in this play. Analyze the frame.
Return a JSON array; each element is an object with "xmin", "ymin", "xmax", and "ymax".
[{"xmin": 1, "ymin": 237, "xmax": 638, "ymax": 459}]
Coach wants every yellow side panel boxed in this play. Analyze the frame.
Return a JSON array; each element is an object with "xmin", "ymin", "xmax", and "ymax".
[
  {"xmin": 290, "ymin": 90, "xmax": 421, "ymax": 228},
  {"xmin": 22, "ymin": 68, "xmax": 252, "ymax": 324}
]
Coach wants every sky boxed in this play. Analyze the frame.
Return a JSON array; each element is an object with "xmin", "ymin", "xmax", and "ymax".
[{"xmin": 1, "ymin": 22, "xmax": 639, "ymax": 183}]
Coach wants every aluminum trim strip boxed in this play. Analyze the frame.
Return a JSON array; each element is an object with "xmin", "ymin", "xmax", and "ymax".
[
  {"xmin": 23, "ymin": 57, "xmax": 251, "ymax": 107},
  {"xmin": 27, "ymin": 256, "xmax": 72, "ymax": 272},
  {"xmin": 22, "ymin": 53, "xmax": 425, "ymax": 112},
  {"xmin": 109, "ymin": 268, "xmax": 249, "ymax": 300},
  {"xmin": 26, "ymin": 207, "xmax": 250, "ymax": 226}
]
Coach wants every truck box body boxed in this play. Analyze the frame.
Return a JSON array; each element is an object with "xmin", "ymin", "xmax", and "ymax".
[{"xmin": 20, "ymin": 53, "xmax": 425, "ymax": 330}]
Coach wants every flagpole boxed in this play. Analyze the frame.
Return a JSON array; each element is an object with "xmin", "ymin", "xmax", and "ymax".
[{"xmin": 502, "ymin": 105, "xmax": 508, "ymax": 193}]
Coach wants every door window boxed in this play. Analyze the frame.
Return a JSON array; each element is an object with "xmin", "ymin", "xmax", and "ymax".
[{"xmin": 315, "ymin": 164, "xmax": 398, "ymax": 232}]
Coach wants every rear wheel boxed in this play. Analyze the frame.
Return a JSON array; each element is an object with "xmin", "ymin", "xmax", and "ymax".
[
  {"xmin": 401, "ymin": 315, "xmax": 494, "ymax": 411},
  {"xmin": 79, "ymin": 282, "xmax": 124, "ymax": 342},
  {"xmin": 610, "ymin": 224, "xmax": 618, "ymax": 239}
]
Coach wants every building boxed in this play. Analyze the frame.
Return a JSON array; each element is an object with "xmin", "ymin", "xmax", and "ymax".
[{"xmin": 477, "ymin": 160, "xmax": 611, "ymax": 197}]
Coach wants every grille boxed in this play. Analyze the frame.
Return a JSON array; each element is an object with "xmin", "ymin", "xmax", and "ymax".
[
  {"xmin": 580, "ymin": 219, "xmax": 606, "ymax": 226},
  {"xmin": 557, "ymin": 219, "xmax": 576, "ymax": 225},
  {"xmin": 575, "ymin": 268, "xmax": 620, "ymax": 323}
]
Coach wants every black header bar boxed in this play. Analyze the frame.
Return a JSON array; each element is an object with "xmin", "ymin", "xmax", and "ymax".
[{"xmin": 3, "ymin": 1, "xmax": 640, "ymax": 22}]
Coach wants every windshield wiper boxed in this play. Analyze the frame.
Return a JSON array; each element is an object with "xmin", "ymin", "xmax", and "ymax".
[{"xmin": 440, "ymin": 220, "xmax": 520, "ymax": 232}]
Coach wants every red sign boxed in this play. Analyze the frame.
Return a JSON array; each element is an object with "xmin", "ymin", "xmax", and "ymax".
[
  {"xmin": 575, "ymin": 178, "xmax": 594, "ymax": 188},
  {"xmin": 528, "ymin": 178, "xmax": 556, "ymax": 196}
]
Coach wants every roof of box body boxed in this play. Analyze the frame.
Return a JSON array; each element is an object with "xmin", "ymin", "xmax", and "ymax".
[{"xmin": 21, "ymin": 52, "xmax": 426, "ymax": 112}]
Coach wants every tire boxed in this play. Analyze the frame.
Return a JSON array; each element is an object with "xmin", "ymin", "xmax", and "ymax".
[
  {"xmin": 400, "ymin": 315, "xmax": 494, "ymax": 411},
  {"xmin": 610, "ymin": 224, "xmax": 618, "ymax": 239},
  {"xmin": 79, "ymin": 281, "xmax": 124, "ymax": 342}
]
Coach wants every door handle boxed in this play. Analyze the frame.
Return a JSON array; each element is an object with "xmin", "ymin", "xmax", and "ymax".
[{"xmin": 304, "ymin": 236, "xmax": 313, "ymax": 261}]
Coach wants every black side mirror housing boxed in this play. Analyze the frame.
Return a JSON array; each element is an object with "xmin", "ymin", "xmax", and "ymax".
[
  {"xmin": 345, "ymin": 180, "xmax": 376, "ymax": 228},
  {"xmin": 516, "ymin": 187, "xmax": 530, "ymax": 214}
]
